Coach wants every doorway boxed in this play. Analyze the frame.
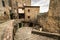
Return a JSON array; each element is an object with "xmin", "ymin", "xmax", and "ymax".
[{"xmin": 18, "ymin": 13, "xmax": 25, "ymax": 19}]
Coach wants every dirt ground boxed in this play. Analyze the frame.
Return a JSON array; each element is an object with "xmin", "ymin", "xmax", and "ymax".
[{"xmin": 14, "ymin": 27, "xmax": 57, "ymax": 40}]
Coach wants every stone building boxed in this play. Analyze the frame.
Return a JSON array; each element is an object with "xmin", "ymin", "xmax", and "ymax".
[
  {"xmin": 17, "ymin": 0, "xmax": 31, "ymax": 19},
  {"xmin": 24, "ymin": 6, "xmax": 40, "ymax": 22},
  {"xmin": 16, "ymin": 0, "xmax": 40, "ymax": 22},
  {"xmin": 0, "ymin": 0, "xmax": 11, "ymax": 23},
  {"xmin": 9, "ymin": 0, "xmax": 31, "ymax": 19},
  {"xmin": 17, "ymin": 6, "xmax": 40, "ymax": 22},
  {"xmin": 17, "ymin": 0, "xmax": 31, "ymax": 7},
  {"xmin": 0, "ymin": 0, "xmax": 40, "ymax": 23}
]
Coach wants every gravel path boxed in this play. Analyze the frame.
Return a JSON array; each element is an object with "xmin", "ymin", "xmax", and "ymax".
[{"xmin": 14, "ymin": 27, "xmax": 57, "ymax": 40}]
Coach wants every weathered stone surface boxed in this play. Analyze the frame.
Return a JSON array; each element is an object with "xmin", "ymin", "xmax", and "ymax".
[
  {"xmin": 0, "ymin": 0, "xmax": 11, "ymax": 23},
  {"xmin": 38, "ymin": 0, "xmax": 60, "ymax": 34},
  {"xmin": 47, "ymin": 0, "xmax": 60, "ymax": 33},
  {"xmin": 17, "ymin": 0, "xmax": 31, "ymax": 7},
  {"xmin": 24, "ymin": 6, "xmax": 40, "ymax": 22},
  {"xmin": 14, "ymin": 27, "xmax": 57, "ymax": 40},
  {"xmin": 0, "ymin": 20, "xmax": 15, "ymax": 40}
]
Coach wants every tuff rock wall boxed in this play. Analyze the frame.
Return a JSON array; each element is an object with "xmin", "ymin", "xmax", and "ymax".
[{"xmin": 38, "ymin": 0, "xmax": 60, "ymax": 34}]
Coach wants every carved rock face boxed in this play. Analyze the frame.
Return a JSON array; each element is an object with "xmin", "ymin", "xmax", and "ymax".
[{"xmin": 38, "ymin": 0, "xmax": 60, "ymax": 33}]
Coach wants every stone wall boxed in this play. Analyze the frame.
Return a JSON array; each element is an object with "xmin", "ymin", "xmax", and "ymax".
[
  {"xmin": 17, "ymin": 0, "xmax": 31, "ymax": 7},
  {"xmin": 38, "ymin": 0, "xmax": 60, "ymax": 34},
  {"xmin": 0, "ymin": 20, "xmax": 15, "ymax": 40},
  {"xmin": 47, "ymin": 0, "xmax": 60, "ymax": 33},
  {"xmin": 0, "ymin": 0, "xmax": 11, "ymax": 23},
  {"xmin": 48, "ymin": 0, "xmax": 60, "ymax": 17},
  {"xmin": 24, "ymin": 6, "xmax": 40, "ymax": 22}
]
